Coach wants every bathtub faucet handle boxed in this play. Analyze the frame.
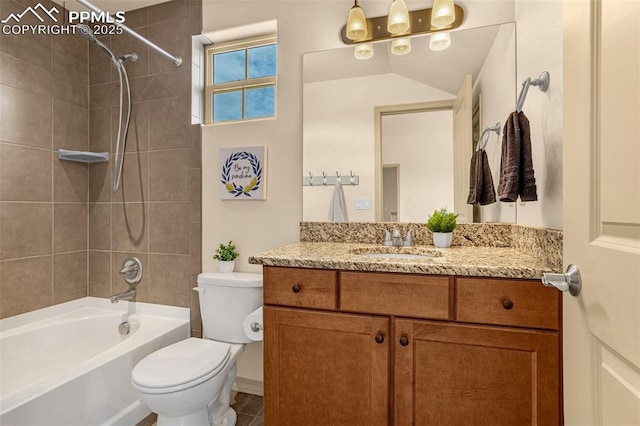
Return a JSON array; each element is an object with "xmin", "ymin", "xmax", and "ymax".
[{"xmin": 119, "ymin": 257, "xmax": 143, "ymax": 285}]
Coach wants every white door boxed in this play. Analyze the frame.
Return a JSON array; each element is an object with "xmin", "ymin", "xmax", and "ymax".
[
  {"xmin": 563, "ymin": 0, "xmax": 640, "ymax": 423},
  {"xmin": 453, "ymin": 75, "xmax": 473, "ymax": 223}
]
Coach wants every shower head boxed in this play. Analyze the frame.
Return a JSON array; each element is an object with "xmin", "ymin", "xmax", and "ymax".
[{"xmin": 74, "ymin": 24, "xmax": 120, "ymax": 67}]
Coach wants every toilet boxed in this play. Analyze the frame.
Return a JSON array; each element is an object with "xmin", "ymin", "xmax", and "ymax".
[{"xmin": 131, "ymin": 272, "xmax": 263, "ymax": 426}]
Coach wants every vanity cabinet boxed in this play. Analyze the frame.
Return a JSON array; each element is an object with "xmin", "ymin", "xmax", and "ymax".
[{"xmin": 263, "ymin": 266, "xmax": 561, "ymax": 425}]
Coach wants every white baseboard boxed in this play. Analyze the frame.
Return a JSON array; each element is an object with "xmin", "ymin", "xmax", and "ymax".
[{"xmin": 233, "ymin": 377, "xmax": 264, "ymax": 396}]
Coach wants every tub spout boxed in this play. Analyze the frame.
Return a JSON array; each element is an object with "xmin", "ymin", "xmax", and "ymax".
[{"xmin": 110, "ymin": 289, "xmax": 136, "ymax": 303}]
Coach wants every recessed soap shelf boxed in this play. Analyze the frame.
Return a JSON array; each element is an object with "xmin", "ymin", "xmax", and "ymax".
[{"xmin": 57, "ymin": 149, "xmax": 110, "ymax": 164}]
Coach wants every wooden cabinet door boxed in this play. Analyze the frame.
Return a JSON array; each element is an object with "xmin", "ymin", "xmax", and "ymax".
[
  {"xmin": 395, "ymin": 319, "xmax": 560, "ymax": 426},
  {"xmin": 264, "ymin": 306, "xmax": 390, "ymax": 426}
]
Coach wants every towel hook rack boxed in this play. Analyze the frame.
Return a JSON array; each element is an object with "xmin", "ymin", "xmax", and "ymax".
[
  {"xmin": 476, "ymin": 122, "xmax": 501, "ymax": 151},
  {"xmin": 515, "ymin": 71, "xmax": 550, "ymax": 112},
  {"xmin": 303, "ymin": 171, "xmax": 360, "ymax": 186}
]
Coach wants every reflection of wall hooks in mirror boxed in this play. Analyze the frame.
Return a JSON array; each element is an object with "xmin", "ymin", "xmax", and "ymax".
[
  {"xmin": 515, "ymin": 71, "xmax": 550, "ymax": 112},
  {"xmin": 476, "ymin": 122, "xmax": 501, "ymax": 151},
  {"xmin": 303, "ymin": 171, "xmax": 360, "ymax": 186}
]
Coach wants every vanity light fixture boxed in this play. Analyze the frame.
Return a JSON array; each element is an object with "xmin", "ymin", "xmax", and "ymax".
[
  {"xmin": 354, "ymin": 42, "xmax": 374, "ymax": 60},
  {"xmin": 431, "ymin": 0, "xmax": 456, "ymax": 28},
  {"xmin": 340, "ymin": 1, "xmax": 463, "ymax": 45},
  {"xmin": 387, "ymin": 0, "xmax": 410, "ymax": 34},
  {"xmin": 391, "ymin": 37, "xmax": 411, "ymax": 55},
  {"xmin": 346, "ymin": 0, "xmax": 368, "ymax": 41},
  {"xmin": 429, "ymin": 31, "xmax": 451, "ymax": 51}
]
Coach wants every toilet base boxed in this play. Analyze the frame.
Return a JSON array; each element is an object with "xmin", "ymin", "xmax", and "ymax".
[
  {"xmin": 211, "ymin": 407, "xmax": 237, "ymax": 426},
  {"xmin": 157, "ymin": 408, "xmax": 209, "ymax": 426}
]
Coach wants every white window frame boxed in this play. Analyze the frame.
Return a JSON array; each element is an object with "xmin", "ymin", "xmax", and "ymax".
[{"xmin": 204, "ymin": 34, "xmax": 277, "ymax": 124}]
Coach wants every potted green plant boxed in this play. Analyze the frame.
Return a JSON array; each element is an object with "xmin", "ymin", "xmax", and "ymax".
[
  {"xmin": 213, "ymin": 240, "xmax": 239, "ymax": 272},
  {"xmin": 426, "ymin": 208, "xmax": 458, "ymax": 248}
]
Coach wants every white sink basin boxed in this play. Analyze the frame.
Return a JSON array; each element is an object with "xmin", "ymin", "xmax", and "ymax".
[{"xmin": 359, "ymin": 252, "xmax": 436, "ymax": 260}]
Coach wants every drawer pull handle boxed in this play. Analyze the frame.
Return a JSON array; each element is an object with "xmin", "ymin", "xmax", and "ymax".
[
  {"xmin": 502, "ymin": 299, "xmax": 514, "ymax": 310},
  {"xmin": 399, "ymin": 336, "xmax": 409, "ymax": 346},
  {"xmin": 375, "ymin": 334, "xmax": 384, "ymax": 344},
  {"xmin": 292, "ymin": 284, "xmax": 301, "ymax": 293}
]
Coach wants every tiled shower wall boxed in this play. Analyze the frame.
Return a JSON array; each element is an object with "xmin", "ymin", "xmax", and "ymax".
[
  {"xmin": 0, "ymin": 0, "xmax": 90, "ymax": 318},
  {"xmin": 86, "ymin": 0, "xmax": 203, "ymax": 336},
  {"xmin": 0, "ymin": 0, "xmax": 203, "ymax": 336}
]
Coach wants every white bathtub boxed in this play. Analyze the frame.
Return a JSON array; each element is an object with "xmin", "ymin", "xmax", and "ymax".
[{"xmin": 0, "ymin": 297, "xmax": 190, "ymax": 426}]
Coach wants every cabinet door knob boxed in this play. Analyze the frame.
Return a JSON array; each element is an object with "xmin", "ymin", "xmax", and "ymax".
[
  {"xmin": 502, "ymin": 298, "xmax": 514, "ymax": 310},
  {"xmin": 375, "ymin": 334, "xmax": 384, "ymax": 344},
  {"xmin": 292, "ymin": 284, "xmax": 301, "ymax": 293},
  {"xmin": 399, "ymin": 336, "xmax": 409, "ymax": 346}
]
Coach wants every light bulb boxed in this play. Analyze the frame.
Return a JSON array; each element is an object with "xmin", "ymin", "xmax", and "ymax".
[
  {"xmin": 346, "ymin": 0, "xmax": 368, "ymax": 41},
  {"xmin": 387, "ymin": 0, "xmax": 410, "ymax": 34},
  {"xmin": 354, "ymin": 43, "xmax": 374, "ymax": 60},
  {"xmin": 429, "ymin": 32, "xmax": 451, "ymax": 51},
  {"xmin": 391, "ymin": 37, "xmax": 411, "ymax": 56},
  {"xmin": 431, "ymin": 0, "xmax": 455, "ymax": 28}
]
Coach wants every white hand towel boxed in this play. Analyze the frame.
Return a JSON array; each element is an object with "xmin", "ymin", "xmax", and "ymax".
[{"xmin": 328, "ymin": 181, "xmax": 348, "ymax": 222}]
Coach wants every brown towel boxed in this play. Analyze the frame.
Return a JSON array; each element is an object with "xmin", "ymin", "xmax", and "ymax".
[
  {"xmin": 497, "ymin": 111, "xmax": 538, "ymax": 202},
  {"xmin": 467, "ymin": 149, "xmax": 496, "ymax": 205}
]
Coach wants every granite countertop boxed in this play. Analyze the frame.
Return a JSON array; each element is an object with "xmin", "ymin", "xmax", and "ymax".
[{"xmin": 248, "ymin": 242, "xmax": 559, "ymax": 280}]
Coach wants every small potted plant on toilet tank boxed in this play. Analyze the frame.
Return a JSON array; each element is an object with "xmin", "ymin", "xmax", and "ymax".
[
  {"xmin": 426, "ymin": 208, "xmax": 458, "ymax": 248},
  {"xmin": 213, "ymin": 240, "xmax": 239, "ymax": 272}
]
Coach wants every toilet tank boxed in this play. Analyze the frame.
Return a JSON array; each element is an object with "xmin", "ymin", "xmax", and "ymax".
[{"xmin": 196, "ymin": 272, "xmax": 263, "ymax": 343}]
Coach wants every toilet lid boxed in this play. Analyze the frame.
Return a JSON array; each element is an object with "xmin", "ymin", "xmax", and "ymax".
[{"xmin": 132, "ymin": 338, "xmax": 230, "ymax": 389}]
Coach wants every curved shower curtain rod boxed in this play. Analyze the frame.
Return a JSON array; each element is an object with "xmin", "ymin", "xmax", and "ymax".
[{"xmin": 74, "ymin": 0, "xmax": 183, "ymax": 66}]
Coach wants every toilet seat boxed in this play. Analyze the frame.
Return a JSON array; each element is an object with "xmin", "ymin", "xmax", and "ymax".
[{"xmin": 132, "ymin": 338, "xmax": 231, "ymax": 394}]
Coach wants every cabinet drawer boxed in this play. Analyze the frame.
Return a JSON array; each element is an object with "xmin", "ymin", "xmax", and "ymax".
[
  {"xmin": 264, "ymin": 266, "xmax": 337, "ymax": 310},
  {"xmin": 456, "ymin": 277, "xmax": 560, "ymax": 330},
  {"xmin": 340, "ymin": 272, "xmax": 452, "ymax": 320}
]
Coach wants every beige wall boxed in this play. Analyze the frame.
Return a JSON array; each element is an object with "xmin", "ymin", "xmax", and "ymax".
[
  {"xmin": 0, "ymin": 0, "xmax": 90, "ymax": 318},
  {"xmin": 201, "ymin": 0, "xmax": 519, "ymax": 387}
]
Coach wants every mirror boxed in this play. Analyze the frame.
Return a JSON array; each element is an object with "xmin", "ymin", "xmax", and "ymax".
[{"xmin": 303, "ymin": 22, "xmax": 517, "ymax": 223}]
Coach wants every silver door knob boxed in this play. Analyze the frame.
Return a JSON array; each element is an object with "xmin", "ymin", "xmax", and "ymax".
[{"xmin": 541, "ymin": 264, "xmax": 581, "ymax": 296}]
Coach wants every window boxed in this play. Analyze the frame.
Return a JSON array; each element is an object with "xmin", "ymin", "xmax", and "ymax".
[{"xmin": 205, "ymin": 34, "xmax": 277, "ymax": 124}]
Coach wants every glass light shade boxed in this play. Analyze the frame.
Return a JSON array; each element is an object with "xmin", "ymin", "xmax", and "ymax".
[
  {"xmin": 346, "ymin": 3, "xmax": 368, "ymax": 41},
  {"xmin": 387, "ymin": 0, "xmax": 410, "ymax": 34},
  {"xmin": 431, "ymin": 0, "xmax": 455, "ymax": 28},
  {"xmin": 391, "ymin": 37, "xmax": 411, "ymax": 56},
  {"xmin": 429, "ymin": 32, "xmax": 451, "ymax": 51},
  {"xmin": 354, "ymin": 43, "xmax": 374, "ymax": 60}
]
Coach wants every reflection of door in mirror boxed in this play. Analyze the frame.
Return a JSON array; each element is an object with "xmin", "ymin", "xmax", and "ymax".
[
  {"xmin": 382, "ymin": 165, "xmax": 399, "ymax": 222},
  {"xmin": 377, "ymin": 106, "xmax": 454, "ymax": 223}
]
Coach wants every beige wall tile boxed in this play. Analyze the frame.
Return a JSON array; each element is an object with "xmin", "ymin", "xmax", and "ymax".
[
  {"xmin": 111, "ymin": 202, "xmax": 148, "ymax": 252},
  {"xmin": 54, "ymin": 203, "xmax": 88, "ymax": 253},
  {"xmin": 0, "ymin": 1, "xmax": 51, "ymax": 71},
  {"xmin": 89, "ymin": 203, "xmax": 110, "ymax": 250},
  {"xmin": 89, "ymin": 36, "xmax": 112, "ymax": 86},
  {"xmin": 0, "ymin": 143, "xmax": 52, "ymax": 202},
  {"xmin": 53, "ymin": 100, "xmax": 89, "ymax": 151},
  {"xmin": 53, "ymin": 73, "xmax": 88, "ymax": 108},
  {"xmin": 148, "ymin": 97, "xmax": 189, "ymax": 150},
  {"xmin": 190, "ymin": 167, "xmax": 202, "ymax": 223},
  {"xmin": 54, "ymin": 159, "xmax": 88, "ymax": 202},
  {"xmin": 125, "ymin": 102, "xmax": 149, "ymax": 153},
  {"xmin": 149, "ymin": 149, "xmax": 189, "ymax": 201},
  {"xmin": 190, "ymin": 222, "xmax": 202, "ymax": 275},
  {"xmin": 190, "ymin": 274, "xmax": 202, "ymax": 332},
  {"xmin": 149, "ymin": 202, "xmax": 189, "ymax": 254},
  {"xmin": 148, "ymin": 254, "xmax": 190, "ymax": 307},
  {"xmin": 0, "ymin": 256, "xmax": 52, "ymax": 318},
  {"xmin": 89, "ymin": 107, "xmax": 112, "ymax": 153},
  {"xmin": 189, "ymin": 124, "xmax": 201, "ymax": 168},
  {"xmin": 110, "ymin": 27, "xmax": 150, "ymax": 79},
  {"xmin": 0, "ymin": 202, "xmax": 52, "ymax": 260},
  {"xmin": 89, "ymin": 250, "xmax": 111, "ymax": 298},
  {"xmin": 53, "ymin": 252, "xmax": 88, "ymax": 304},
  {"xmin": 112, "ymin": 152, "xmax": 148, "ymax": 202},
  {"xmin": 148, "ymin": 17, "xmax": 190, "ymax": 74},
  {"xmin": 0, "ymin": 52, "xmax": 53, "ymax": 99},
  {"xmin": 52, "ymin": 33, "xmax": 88, "ymax": 87},
  {"xmin": 89, "ymin": 162, "xmax": 111, "ymax": 203},
  {"xmin": 0, "ymin": 84, "xmax": 52, "ymax": 149}
]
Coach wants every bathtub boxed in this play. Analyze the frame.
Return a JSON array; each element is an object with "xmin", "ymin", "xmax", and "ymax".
[{"xmin": 0, "ymin": 297, "xmax": 190, "ymax": 426}]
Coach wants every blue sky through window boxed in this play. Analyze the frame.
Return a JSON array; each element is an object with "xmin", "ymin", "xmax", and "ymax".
[{"xmin": 211, "ymin": 42, "xmax": 277, "ymax": 123}]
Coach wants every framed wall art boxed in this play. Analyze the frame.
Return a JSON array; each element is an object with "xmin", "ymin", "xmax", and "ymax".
[{"xmin": 219, "ymin": 146, "xmax": 267, "ymax": 200}]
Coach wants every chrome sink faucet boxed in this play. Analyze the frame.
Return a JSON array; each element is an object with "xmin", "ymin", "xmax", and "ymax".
[
  {"xmin": 110, "ymin": 257, "xmax": 143, "ymax": 303},
  {"xmin": 383, "ymin": 228, "xmax": 414, "ymax": 247}
]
